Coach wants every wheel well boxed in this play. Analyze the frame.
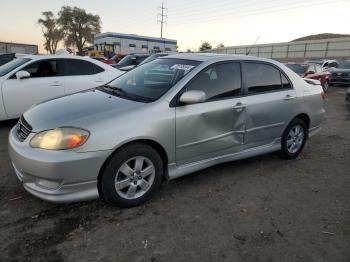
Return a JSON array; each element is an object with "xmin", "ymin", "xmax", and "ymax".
[
  {"xmin": 97, "ymin": 139, "xmax": 169, "ymax": 193},
  {"xmin": 294, "ymin": 113, "xmax": 310, "ymax": 136}
]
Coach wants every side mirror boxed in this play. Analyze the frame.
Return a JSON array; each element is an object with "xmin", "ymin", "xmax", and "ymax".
[
  {"xmin": 16, "ymin": 70, "xmax": 30, "ymax": 80},
  {"xmin": 179, "ymin": 90, "xmax": 206, "ymax": 105}
]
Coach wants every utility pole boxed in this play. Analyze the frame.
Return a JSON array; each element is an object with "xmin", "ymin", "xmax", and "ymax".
[{"xmin": 157, "ymin": 2, "xmax": 167, "ymax": 38}]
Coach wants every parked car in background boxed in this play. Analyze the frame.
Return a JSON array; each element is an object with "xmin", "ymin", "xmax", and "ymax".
[
  {"xmin": 0, "ymin": 55, "xmax": 122, "ymax": 121},
  {"xmin": 115, "ymin": 53, "xmax": 170, "ymax": 72},
  {"xmin": 329, "ymin": 61, "xmax": 350, "ymax": 87},
  {"xmin": 345, "ymin": 87, "xmax": 350, "ymax": 107},
  {"xmin": 111, "ymin": 54, "xmax": 149, "ymax": 71},
  {"xmin": 103, "ymin": 54, "xmax": 127, "ymax": 65},
  {"xmin": 304, "ymin": 59, "xmax": 339, "ymax": 70},
  {"xmin": 0, "ymin": 53, "xmax": 16, "ymax": 66},
  {"xmin": 9, "ymin": 54, "xmax": 325, "ymax": 207},
  {"xmin": 139, "ymin": 53, "xmax": 170, "ymax": 65},
  {"xmin": 91, "ymin": 56, "xmax": 108, "ymax": 62},
  {"xmin": 285, "ymin": 63, "xmax": 331, "ymax": 91}
]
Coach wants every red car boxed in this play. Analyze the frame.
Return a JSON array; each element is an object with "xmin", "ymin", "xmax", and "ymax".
[
  {"xmin": 103, "ymin": 54, "xmax": 127, "ymax": 65},
  {"xmin": 285, "ymin": 63, "xmax": 331, "ymax": 91}
]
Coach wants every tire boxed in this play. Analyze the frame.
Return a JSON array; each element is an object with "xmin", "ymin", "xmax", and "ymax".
[
  {"xmin": 99, "ymin": 143, "xmax": 163, "ymax": 208},
  {"xmin": 322, "ymin": 80, "xmax": 330, "ymax": 92},
  {"xmin": 278, "ymin": 118, "xmax": 307, "ymax": 160}
]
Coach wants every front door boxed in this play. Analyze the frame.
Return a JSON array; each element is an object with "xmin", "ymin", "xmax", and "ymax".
[
  {"xmin": 2, "ymin": 59, "xmax": 65, "ymax": 119},
  {"xmin": 175, "ymin": 62, "xmax": 246, "ymax": 165}
]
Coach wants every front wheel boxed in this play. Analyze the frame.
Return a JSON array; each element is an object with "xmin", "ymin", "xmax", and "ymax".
[
  {"xmin": 322, "ymin": 80, "xmax": 330, "ymax": 92},
  {"xmin": 279, "ymin": 118, "xmax": 307, "ymax": 160},
  {"xmin": 99, "ymin": 143, "xmax": 163, "ymax": 207}
]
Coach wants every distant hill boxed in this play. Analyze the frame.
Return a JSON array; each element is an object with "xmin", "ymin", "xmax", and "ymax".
[{"xmin": 291, "ymin": 33, "xmax": 350, "ymax": 42}]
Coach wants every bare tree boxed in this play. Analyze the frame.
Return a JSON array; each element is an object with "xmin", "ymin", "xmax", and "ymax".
[
  {"xmin": 38, "ymin": 11, "xmax": 64, "ymax": 54},
  {"xmin": 58, "ymin": 6, "xmax": 101, "ymax": 55}
]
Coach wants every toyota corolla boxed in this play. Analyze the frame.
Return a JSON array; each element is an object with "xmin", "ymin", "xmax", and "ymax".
[{"xmin": 9, "ymin": 54, "xmax": 325, "ymax": 207}]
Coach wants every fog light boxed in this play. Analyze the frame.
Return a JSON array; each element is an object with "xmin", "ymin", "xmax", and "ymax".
[{"xmin": 35, "ymin": 179, "xmax": 61, "ymax": 190}]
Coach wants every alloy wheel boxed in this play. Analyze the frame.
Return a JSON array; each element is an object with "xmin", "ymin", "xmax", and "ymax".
[
  {"xmin": 286, "ymin": 125, "xmax": 305, "ymax": 154},
  {"xmin": 114, "ymin": 156, "xmax": 155, "ymax": 200}
]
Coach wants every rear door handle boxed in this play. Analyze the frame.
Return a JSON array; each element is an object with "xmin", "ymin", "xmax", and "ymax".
[
  {"xmin": 95, "ymin": 78, "xmax": 105, "ymax": 83},
  {"xmin": 284, "ymin": 94, "xmax": 295, "ymax": 101},
  {"xmin": 233, "ymin": 102, "xmax": 246, "ymax": 112}
]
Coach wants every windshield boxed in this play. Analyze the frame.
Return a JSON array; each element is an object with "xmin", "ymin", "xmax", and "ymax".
[
  {"xmin": 286, "ymin": 64, "xmax": 308, "ymax": 75},
  {"xmin": 106, "ymin": 58, "xmax": 200, "ymax": 102},
  {"xmin": 0, "ymin": 58, "xmax": 30, "ymax": 77},
  {"xmin": 338, "ymin": 61, "xmax": 350, "ymax": 69},
  {"xmin": 140, "ymin": 54, "xmax": 167, "ymax": 65}
]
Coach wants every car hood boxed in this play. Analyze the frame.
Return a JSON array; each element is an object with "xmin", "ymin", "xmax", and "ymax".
[{"xmin": 23, "ymin": 89, "xmax": 144, "ymax": 132}]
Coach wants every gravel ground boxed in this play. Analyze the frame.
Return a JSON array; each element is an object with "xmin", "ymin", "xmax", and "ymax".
[{"xmin": 0, "ymin": 87, "xmax": 349, "ymax": 262}]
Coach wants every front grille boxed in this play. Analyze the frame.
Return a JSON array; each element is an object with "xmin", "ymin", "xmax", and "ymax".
[{"xmin": 16, "ymin": 116, "xmax": 32, "ymax": 142}]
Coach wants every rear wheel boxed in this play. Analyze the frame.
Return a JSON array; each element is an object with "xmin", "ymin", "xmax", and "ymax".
[
  {"xmin": 99, "ymin": 143, "xmax": 163, "ymax": 207},
  {"xmin": 279, "ymin": 118, "xmax": 307, "ymax": 159}
]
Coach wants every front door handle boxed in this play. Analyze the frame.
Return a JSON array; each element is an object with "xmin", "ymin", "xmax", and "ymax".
[
  {"xmin": 50, "ymin": 81, "xmax": 62, "ymax": 86},
  {"xmin": 284, "ymin": 94, "xmax": 295, "ymax": 101},
  {"xmin": 233, "ymin": 102, "xmax": 246, "ymax": 112}
]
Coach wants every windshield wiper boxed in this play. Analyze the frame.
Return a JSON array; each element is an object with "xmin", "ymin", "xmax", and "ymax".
[{"xmin": 98, "ymin": 85, "xmax": 153, "ymax": 103}]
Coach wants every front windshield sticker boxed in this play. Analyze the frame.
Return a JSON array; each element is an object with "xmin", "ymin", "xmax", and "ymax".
[{"xmin": 170, "ymin": 64, "xmax": 195, "ymax": 72}]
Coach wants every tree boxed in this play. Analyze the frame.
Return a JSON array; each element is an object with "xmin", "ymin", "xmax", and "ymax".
[
  {"xmin": 199, "ymin": 42, "xmax": 212, "ymax": 51},
  {"xmin": 216, "ymin": 43, "xmax": 225, "ymax": 48},
  {"xmin": 186, "ymin": 49, "xmax": 192, "ymax": 53},
  {"xmin": 58, "ymin": 6, "xmax": 101, "ymax": 55},
  {"xmin": 38, "ymin": 11, "xmax": 64, "ymax": 54}
]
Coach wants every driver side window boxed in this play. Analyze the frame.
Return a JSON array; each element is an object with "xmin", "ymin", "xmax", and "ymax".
[
  {"xmin": 21, "ymin": 60, "xmax": 61, "ymax": 78},
  {"xmin": 187, "ymin": 62, "xmax": 241, "ymax": 102}
]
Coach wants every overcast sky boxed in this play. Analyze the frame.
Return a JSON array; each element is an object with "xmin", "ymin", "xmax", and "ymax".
[{"xmin": 0, "ymin": 0, "xmax": 349, "ymax": 53}]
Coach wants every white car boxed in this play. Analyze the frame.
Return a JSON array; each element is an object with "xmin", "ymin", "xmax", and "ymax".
[{"xmin": 0, "ymin": 55, "xmax": 122, "ymax": 121}]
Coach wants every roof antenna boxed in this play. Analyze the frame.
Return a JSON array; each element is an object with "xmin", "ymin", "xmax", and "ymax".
[{"xmin": 246, "ymin": 35, "xmax": 260, "ymax": 55}]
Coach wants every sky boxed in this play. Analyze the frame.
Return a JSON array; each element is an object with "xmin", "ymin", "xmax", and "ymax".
[{"xmin": 0, "ymin": 0, "xmax": 349, "ymax": 53}]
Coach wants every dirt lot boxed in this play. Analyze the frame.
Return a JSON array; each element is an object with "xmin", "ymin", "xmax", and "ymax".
[{"xmin": 0, "ymin": 87, "xmax": 349, "ymax": 262}]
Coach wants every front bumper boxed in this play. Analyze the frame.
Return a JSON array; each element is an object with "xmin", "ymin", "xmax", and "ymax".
[{"xmin": 9, "ymin": 127, "xmax": 112, "ymax": 203}]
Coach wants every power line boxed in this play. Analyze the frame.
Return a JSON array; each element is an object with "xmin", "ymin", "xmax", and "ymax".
[
  {"xmin": 157, "ymin": 2, "xmax": 167, "ymax": 38},
  {"xmin": 167, "ymin": 0, "xmax": 345, "ymax": 26}
]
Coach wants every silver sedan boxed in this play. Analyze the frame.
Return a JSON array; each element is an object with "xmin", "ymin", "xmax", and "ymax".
[{"xmin": 9, "ymin": 53, "xmax": 325, "ymax": 207}]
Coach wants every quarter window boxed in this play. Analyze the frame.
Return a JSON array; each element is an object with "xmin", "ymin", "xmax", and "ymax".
[
  {"xmin": 281, "ymin": 74, "xmax": 292, "ymax": 89},
  {"xmin": 245, "ymin": 63, "xmax": 284, "ymax": 94},
  {"xmin": 187, "ymin": 62, "xmax": 241, "ymax": 101},
  {"xmin": 65, "ymin": 59, "xmax": 103, "ymax": 76}
]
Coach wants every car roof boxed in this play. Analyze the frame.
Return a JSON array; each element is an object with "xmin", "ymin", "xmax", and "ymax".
[
  {"xmin": 22, "ymin": 54, "xmax": 97, "ymax": 61},
  {"xmin": 164, "ymin": 53, "xmax": 280, "ymax": 63}
]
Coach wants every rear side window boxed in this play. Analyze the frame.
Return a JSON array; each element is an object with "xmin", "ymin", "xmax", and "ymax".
[
  {"xmin": 187, "ymin": 62, "xmax": 241, "ymax": 101},
  {"xmin": 65, "ymin": 59, "xmax": 104, "ymax": 76},
  {"xmin": 281, "ymin": 74, "xmax": 292, "ymax": 89},
  {"xmin": 21, "ymin": 59, "xmax": 63, "ymax": 78},
  {"xmin": 245, "ymin": 62, "xmax": 285, "ymax": 94}
]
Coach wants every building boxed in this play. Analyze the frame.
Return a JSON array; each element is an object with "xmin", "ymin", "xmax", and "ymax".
[
  {"xmin": 0, "ymin": 42, "xmax": 38, "ymax": 55},
  {"xmin": 204, "ymin": 37, "xmax": 350, "ymax": 62},
  {"xmin": 94, "ymin": 32, "xmax": 177, "ymax": 55}
]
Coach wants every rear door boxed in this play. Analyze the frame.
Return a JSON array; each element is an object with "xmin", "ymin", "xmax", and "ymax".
[
  {"xmin": 2, "ymin": 59, "xmax": 65, "ymax": 119},
  {"xmin": 243, "ymin": 62, "xmax": 297, "ymax": 147},
  {"xmin": 175, "ymin": 62, "xmax": 246, "ymax": 165},
  {"xmin": 63, "ymin": 59, "xmax": 109, "ymax": 94}
]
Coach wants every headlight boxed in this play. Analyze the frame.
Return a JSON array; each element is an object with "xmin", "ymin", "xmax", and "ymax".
[{"xmin": 30, "ymin": 128, "xmax": 89, "ymax": 150}]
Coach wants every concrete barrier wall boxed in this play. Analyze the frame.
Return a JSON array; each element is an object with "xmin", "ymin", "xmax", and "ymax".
[{"xmin": 204, "ymin": 37, "xmax": 350, "ymax": 62}]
